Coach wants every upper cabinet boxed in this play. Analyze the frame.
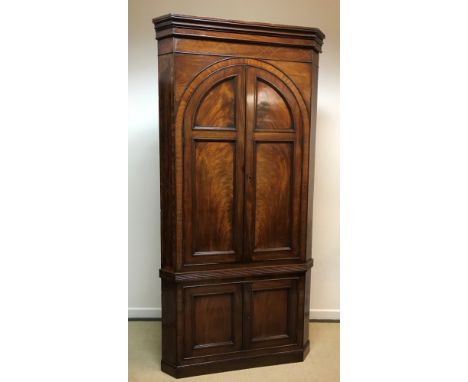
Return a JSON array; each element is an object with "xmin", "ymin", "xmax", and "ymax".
[{"xmin": 154, "ymin": 14, "xmax": 324, "ymax": 272}]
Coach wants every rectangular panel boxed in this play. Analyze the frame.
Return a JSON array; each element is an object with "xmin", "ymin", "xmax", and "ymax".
[
  {"xmin": 244, "ymin": 279, "xmax": 298, "ymax": 349},
  {"xmin": 193, "ymin": 141, "xmax": 235, "ymax": 255},
  {"xmin": 252, "ymin": 289, "xmax": 288, "ymax": 339},
  {"xmin": 195, "ymin": 77, "xmax": 236, "ymax": 129},
  {"xmin": 184, "ymin": 283, "xmax": 242, "ymax": 358},
  {"xmin": 194, "ymin": 294, "xmax": 233, "ymax": 346},
  {"xmin": 254, "ymin": 142, "xmax": 293, "ymax": 250}
]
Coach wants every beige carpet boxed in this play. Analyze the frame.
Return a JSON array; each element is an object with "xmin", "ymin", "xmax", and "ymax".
[{"xmin": 129, "ymin": 321, "xmax": 339, "ymax": 382}]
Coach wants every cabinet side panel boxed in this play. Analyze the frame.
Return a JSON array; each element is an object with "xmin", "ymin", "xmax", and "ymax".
[
  {"xmin": 158, "ymin": 53, "xmax": 176, "ymax": 269},
  {"xmin": 303, "ymin": 270, "xmax": 311, "ymax": 345},
  {"xmin": 305, "ymin": 62, "xmax": 319, "ymax": 262},
  {"xmin": 303, "ymin": 62, "xmax": 319, "ymax": 346},
  {"xmin": 161, "ymin": 279, "xmax": 177, "ymax": 364}
]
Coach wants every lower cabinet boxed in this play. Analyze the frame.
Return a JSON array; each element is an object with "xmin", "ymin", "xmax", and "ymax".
[{"xmin": 182, "ymin": 277, "xmax": 301, "ymax": 359}]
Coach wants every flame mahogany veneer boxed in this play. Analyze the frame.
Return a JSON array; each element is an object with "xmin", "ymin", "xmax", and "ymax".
[{"xmin": 153, "ymin": 14, "xmax": 324, "ymax": 378}]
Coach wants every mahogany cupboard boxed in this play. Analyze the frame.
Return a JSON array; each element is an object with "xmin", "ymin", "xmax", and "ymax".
[{"xmin": 153, "ymin": 14, "xmax": 324, "ymax": 378}]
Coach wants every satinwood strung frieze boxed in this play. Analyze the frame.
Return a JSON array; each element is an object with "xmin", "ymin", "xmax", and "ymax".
[{"xmin": 153, "ymin": 14, "xmax": 324, "ymax": 378}]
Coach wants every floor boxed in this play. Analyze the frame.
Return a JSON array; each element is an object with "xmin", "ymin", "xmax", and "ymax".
[{"xmin": 129, "ymin": 321, "xmax": 339, "ymax": 382}]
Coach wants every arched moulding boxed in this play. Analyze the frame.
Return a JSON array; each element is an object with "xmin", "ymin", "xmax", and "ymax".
[
  {"xmin": 176, "ymin": 58, "xmax": 309, "ymax": 131},
  {"xmin": 173, "ymin": 58, "xmax": 311, "ymax": 262}
]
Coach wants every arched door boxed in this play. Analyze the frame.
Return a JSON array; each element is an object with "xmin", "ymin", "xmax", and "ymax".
[
  {"xmin": 244, "ymin": 66, "xmax": 303, "ymax": 262},
  {"xmin": 181, "ymin": 61, "xmax": 304, "ymax": 266}
]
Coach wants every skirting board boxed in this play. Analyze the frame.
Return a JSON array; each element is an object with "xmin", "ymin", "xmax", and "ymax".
[
  {"xmin": 128, "ymin": 307, "xmax": 161, "ymax": 318},
  {"xmin": 309, "ymin": 309, "xmax": 340, "ymax": 320},
  {"xmin": 128, "ymin": 307, "xmax": 339, "ymax": 320}
]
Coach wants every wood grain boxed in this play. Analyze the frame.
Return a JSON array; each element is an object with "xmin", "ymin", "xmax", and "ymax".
[
  {"xmin": 182, "ymin": 65, "xmax": 245, "ymax": 265},
  {"xmin": 184, "ymin": 283, "xmax": 242, "ymax": 358},
  {"xmin": 174, "ymin": 38, "xmax": 314, "ymax": 63},
  {"xmin": 254, "ymin": 142, "xmax": 293, "ymax": 249},
  {"xmin": 157, "ymin": 53, "xmax": 175, "ymax": 270},
  {"xmin": 256, "ymin": 79, "xmax": 292, "ymax": 130},
  {"xmin": 174, "ymin": 54, "xmax": 225, "ymax": 103},
  {"xmin": 245, "ymin": 66, "xmax": 303, "ymax": 262},
  {"xmin": 252, "ymin": 289, "xmax": 288, "ymax": 338},
  {"xmin": 244, "ymin": 278, "xmax": 298, "ymax": 349},
  {"xmin": 193, "ymin": 141, "xmax": 234, "ymax": 253},
  {"xmin": 194, "ymin": 294, "xmax": 233, "ymax": 345},
  {"xmin": 265, "ymin": 60, "xmax": 313, "ymax": 111},
  {"xmin": 195, "ymin": 78, "xmax": 236, "ymax": 128}
]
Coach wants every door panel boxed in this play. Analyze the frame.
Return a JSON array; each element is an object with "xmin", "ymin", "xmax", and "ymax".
[
  {"xmin": 193, "ymin": 141, "xmax": 235, "ymax": 254},
  {"xmin": 254, "ymin": 142, "xmax": 293, "ymax": 250},
  {"xmin": 243, "ymin": 279, "xmax": 298, "ymax": 349},
  {"xmin": 252, "ymin": 288, "xmax": 288, "ymax": 338},
  {"xmin": 256, "ymin": 79, "xmax": 293, "ymax": 131},
  {"xmin": 183, "ymin": 283, "xmax": 242, "ymax": 358},
  {"xmin": 183, "ymin": 66, "xmax": 245, "ymax": 266},
  {"xmin": 195, "ymin": 77, "xmax": 236, "ymax": 129},
  {"xmin": 245, "ymin": 67, "xmax": 303, "ymax": 261}
]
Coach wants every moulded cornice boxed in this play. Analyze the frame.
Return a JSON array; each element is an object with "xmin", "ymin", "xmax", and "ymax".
[{"xmin": 152, "ymin": 14, "xmax": 325, "ymax": 53}]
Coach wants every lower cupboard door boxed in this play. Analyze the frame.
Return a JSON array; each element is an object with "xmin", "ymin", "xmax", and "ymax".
[
  {"xmin": 183, "ymin": 283, "xmax": 243, "ymax": 358},
  {"xmin": 243, "ymin": 278, "xmax": 299, "ymax": 349}
]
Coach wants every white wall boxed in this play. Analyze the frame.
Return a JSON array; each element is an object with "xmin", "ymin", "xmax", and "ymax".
[{"xmin": 129, "ymin": 0, "xmax": 340, "ymax": 320}]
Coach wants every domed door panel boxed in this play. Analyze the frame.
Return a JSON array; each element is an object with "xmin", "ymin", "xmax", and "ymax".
[
  {"xmin": 255, "ymin": 79, "xmax": 293, "ymax": 131},
  {"xmin": 244, "ymin": 67, "xmax": 303, "ymax": 262},
  {"xmin": 183, "ymin": 66, "xmax": 246, "ymax": 265},
  {"xmin": 194, "ymin": 77, "xmax": 236, "ymax": 129}
]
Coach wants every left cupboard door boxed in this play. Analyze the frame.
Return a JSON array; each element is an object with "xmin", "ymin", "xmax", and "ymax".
[
  {"xmin": 183, "ymin": 283, "xmax": 243, "ymax": 358},
  {"xmin": 182, "ymin": 66, "xmax": 246, "ymax": 266}
]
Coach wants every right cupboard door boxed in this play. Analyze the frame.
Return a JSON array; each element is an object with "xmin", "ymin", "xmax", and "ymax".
[
  {"xmin": 244, "ymin": 67, "xmax": 304, "ymax": 262},
  {"xmin": 243, "ymin": 278, "xmax": 299, "ymax": 349}
]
